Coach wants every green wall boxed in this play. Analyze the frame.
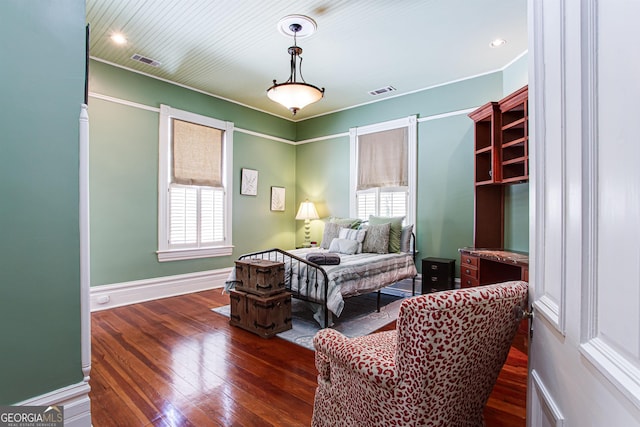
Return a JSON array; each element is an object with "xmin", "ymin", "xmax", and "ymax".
[
  {"xmin": 0, "ymin": 0, "xmax": 85, "ymax": 403},
  {"xmin": 418, "ymin": 115, "xmax": 475, "ymax": 262},
  {"xmin": 505, "ymin": 183, "xmax": 529, "ymax": 251},
  {"xmin": 90, "ymin": 54, "xmax": 530, "ymax": 285},
  {"xmin": 89, "ymin": 61, "xmax": 298, "ymax": 286},
  {"xmin": 295, "ymin": 71, "xmax": 532, "ymax": 273},
  {"xmin": 503, "ymin": 53, "xmax": 529, "ymax": 95},
  {"xmin": 296, "ymin": 73, "xmax": 504, "ymax": 140}
]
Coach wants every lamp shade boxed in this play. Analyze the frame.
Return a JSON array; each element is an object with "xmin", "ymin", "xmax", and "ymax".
[
  {"xmin": 295, "ymin": 200, "xmax": 319, "ymax": 220},
  {"xmin": 267, "ymin": 82, "xmax": 324, "ymax": 114}
]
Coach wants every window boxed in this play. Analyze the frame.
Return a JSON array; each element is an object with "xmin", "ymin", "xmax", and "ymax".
[
  {"xmin": 157, "ymin": 105, "xmax": 233, "ymax": 261},
  {"xmin": 350, "ymin": 116, "xmax": 417, "ymax": 226},
  {"xmin": 356, "ymin": 188, "xmax": 408, "ymax": 220}
]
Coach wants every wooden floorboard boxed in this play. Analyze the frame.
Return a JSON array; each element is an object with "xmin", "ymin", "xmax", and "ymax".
[{"xmin": 89, "ymin": 289, "xmax": 527, "ymax": 426}]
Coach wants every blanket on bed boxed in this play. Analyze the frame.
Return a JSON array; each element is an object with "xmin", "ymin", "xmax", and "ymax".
[{"xmin": 306, "ymin": 252, "xmax": 341, "ymax": 265}]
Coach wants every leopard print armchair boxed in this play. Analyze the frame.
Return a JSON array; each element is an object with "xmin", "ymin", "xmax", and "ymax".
[{"xmin": 312, "ymin": 280, "xmax": 528, "ymax": 427}]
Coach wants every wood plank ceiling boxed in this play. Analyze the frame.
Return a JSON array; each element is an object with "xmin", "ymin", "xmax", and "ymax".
[{"xmin": 86, "ymin": 0, "xmax": 527, "ymax": 120}]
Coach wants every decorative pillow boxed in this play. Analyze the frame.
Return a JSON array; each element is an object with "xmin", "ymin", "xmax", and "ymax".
[
  {"xmin": 329, "ymin": 217, "xmax": 363, "ymax": 229},
  {"xmin": 338, "ymin": 227, "xmax": 367, "ymax": 254},
  {"xmin": 320, "ymin": 222, "xmax": 344, "ymax": 249},
  {"xmin": 400, "ymin": 224, "xmax": 414, "ymax": 253},
  {"xmin": 369, "ymin": 215, "xmax": 405, "ymax": 253},
  {"xmin": 362, "ymin": 223, "xmax": 391, "ymax": 254},
  {"xmin": 328, "ymin": 238, "xmax": 359, "ymax": 255}
]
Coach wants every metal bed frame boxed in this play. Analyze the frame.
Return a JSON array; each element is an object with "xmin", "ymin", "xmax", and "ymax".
[{"xmin": 234, "ymin": 233, "xmax": 416, "ymax": 328}]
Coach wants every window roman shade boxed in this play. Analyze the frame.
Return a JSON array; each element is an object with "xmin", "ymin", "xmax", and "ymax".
[
  {"xmin": 357, "ymin": 127, "xmax": 408, "ymax": 191},
  {"xmin": 172, "ymin": 119, "xmax": 223, "ymax": 187}
]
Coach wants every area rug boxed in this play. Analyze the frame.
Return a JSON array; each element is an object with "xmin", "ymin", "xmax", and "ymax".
[{"xmin": 212, "ymin": 292, "xmax": 405, "ymax": 350}]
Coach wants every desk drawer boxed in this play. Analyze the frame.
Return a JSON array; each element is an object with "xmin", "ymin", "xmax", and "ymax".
[
  {"xmin": 460, "ymin": 254, "xmax": 478, "ymax": 268},
  {"xmin": 461, "ymin": 265, "xmax": 478, "ymax": 279},
  {"xmin": 461, "ymin": 274, "xmax": 479, "ymax": 288}
]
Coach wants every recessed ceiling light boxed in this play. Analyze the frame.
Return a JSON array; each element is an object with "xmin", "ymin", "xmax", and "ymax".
[
  {"xmin": 110, "ymin": 33, "xmax": 127, "ymax": 45},
  {"xmin": 490, "ymin": 38, "xmax": 506, "ymax": 48}
]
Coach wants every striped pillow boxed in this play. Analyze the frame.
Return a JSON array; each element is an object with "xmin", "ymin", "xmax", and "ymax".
[{"xmin": 338, "ymin": 228, "xmax": 367, "ymax": 254}]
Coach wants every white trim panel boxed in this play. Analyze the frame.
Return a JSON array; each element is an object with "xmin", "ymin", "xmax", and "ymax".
[
  {"xmin": 530, "ymin": 370, "xmax": 565, "ymax": 427},
  {"xmin": 530, "ymin": 0, "xmax": 566, "ymax": 334},
  {"xmin": 579, "ymin": 0, "xmax": 640, "ymax": 411},
  {"xmin": 90, "ymin": 267, "xmax": 232, "ymax": 311},
  {"xmin": 17, "ymin": 381, "xmax": 91, "ymax": 427},
  {"xmin": 580, "ymin": 339, "xmax": 640, "ymax": 410}
]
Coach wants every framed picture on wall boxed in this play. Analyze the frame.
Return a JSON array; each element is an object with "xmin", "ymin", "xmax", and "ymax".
[
  {"xmin": 240, "ymin": 168, "xmax": 258, "ymax": 196},
  {"xmin": 270, "ymin": 186, "xmax": 285, "ymax": 211}
]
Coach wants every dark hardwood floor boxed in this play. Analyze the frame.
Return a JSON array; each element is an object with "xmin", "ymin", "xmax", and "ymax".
[{"xmin": 90, "ymin": 289, "xmax": 527, "ymax": 426}]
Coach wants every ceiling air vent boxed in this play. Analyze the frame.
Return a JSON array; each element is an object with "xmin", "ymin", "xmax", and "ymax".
[
  {"xmin": 131, "ymin": 53, "xmax": 161, "ymax": 67},
  {"xmin": 368, "ymin": 86, "xmax": 396, "ymax": 96}
]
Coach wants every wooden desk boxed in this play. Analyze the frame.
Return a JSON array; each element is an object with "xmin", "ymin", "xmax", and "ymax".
[{"xmin": 458, "ymin": 248, "xmax": 528, "ymax": 288}]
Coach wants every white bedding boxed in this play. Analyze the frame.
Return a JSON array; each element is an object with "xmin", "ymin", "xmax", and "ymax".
[{"xmin": 225, "ymin": 247, "xmax": 417, "ymax": 322}]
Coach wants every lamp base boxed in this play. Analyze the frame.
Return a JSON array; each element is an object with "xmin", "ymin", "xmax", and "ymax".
[{"xmin": 302, "ymin": 220, "xmax": 312, "ymax": 247}]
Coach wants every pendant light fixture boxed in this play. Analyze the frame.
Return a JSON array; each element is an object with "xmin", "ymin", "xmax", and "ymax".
[{"xmin": 267, "ymin": 15, "xmax": 325, "ymax": 116}]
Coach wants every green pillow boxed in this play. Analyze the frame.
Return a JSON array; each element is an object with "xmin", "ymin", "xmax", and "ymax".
[
  {"xmin": 329, "ymin": 216, "xmax": 362, "ymax": 229},
  {"xmin": 369, "ymin": 215, "xmax": 405, "ymax": 253}
]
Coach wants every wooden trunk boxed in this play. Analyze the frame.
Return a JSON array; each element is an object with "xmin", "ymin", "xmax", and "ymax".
[
  {"xmin": 235, "ymin": 259, "xmax": 285, "ymax": 296},
  {"xmin": 229, "ymin": 289, "xmax": 292, "ymax": 338}
]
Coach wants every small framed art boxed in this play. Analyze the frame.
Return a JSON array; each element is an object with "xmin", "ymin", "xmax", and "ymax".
[
  {"xmin": 240, "ymin": 168, "xmax": 258, "ymax": 196},
  {"xmin": 270, "ymin": 186, "xmax": 285, "ymax": 211}
]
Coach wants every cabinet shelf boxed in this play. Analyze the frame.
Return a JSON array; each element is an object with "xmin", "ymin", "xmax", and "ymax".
[
  {"xmin": 502, "ymin": 117, "xmax": 527, "ymax": 130},
  {"xmin": 502, "ymin": 137, "xmax": 527, "ymax": 149},
  {"xmin": 468, "ymin": 85, "xmax": 528, "ymax": 249},
  {"xmin": 499, "ymin": 86, "xmax": 528, "ymax": 183},
  {"xmin": 475, "ymin": 146, "xmax": 493, "ymax": 154},
  {"xmin": 502, "ymin": 156, "xmax": 528, "ymax": 165}
]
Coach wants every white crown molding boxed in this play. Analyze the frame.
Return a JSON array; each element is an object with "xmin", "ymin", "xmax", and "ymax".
[
  {"xmin": 88, "ymin": 92, "xmax": 297, "ymax": 145},
  {"xmin": 90, "ymin": 88, "xmax": 479, "ymax": 147},
  {"xmin": 90, "ymin": 268, "xmax": 232, "ymax": 311},
  {"xmin": 90, "ymin": 51, "xmax": 528, "ymax": 123}
]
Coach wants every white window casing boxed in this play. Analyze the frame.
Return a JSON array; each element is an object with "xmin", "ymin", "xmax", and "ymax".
[
  {"xmin": 349, "ymin": 115, "xmax": 417, "ymax": 228},
  {"xmin": 157, "ymin": 104, "xmax": 234, "ymax": 261}
]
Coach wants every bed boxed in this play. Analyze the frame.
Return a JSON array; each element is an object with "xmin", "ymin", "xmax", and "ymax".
[{"xmin": 225, "ymin": 232, "xmax": 417, "ymax": 328}]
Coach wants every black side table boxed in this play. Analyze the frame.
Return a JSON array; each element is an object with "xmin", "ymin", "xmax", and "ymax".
[{"xmin": 421, "ymin": 257, "xmax": 456, "ymax": 294}]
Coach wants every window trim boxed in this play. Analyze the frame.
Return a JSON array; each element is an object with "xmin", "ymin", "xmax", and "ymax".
[
  {"xmin": 157, "ymin": 104, "xmax": 234, "ymax": 262},
  {"xmin": 349, "ymin": 115, "xmax": 417, "ymax": 227}
]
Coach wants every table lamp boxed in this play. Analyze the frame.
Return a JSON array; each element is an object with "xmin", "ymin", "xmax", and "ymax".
[{"xmin": 295, "ymin": 200, "xmax": 319, "ymax": 247}]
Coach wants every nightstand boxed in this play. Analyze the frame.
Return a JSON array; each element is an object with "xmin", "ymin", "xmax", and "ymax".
[{"xmin": 421, "ymin": 257, "xmax": 456, "ymax": 293}]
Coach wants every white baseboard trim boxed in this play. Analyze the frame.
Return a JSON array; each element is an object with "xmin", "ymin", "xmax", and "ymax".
[
  {"xmin": 18, "ymin": 381, "xmax": 91, "ymax": 427},
  {"xmin": 90, "ymin": 267, "xmax": 233, "ymax": 311}
]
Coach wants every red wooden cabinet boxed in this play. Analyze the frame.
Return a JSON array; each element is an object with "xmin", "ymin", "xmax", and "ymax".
[{"xmin": 468, "ymin": 86, "xmax": 528, "ymax": 250}]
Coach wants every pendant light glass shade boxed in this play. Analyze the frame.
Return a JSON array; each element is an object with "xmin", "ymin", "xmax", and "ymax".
[
  {"xmin": 267, "ymin": 82, "xmax": 324, "ymax": 115},
  {"xmin": 267, "ymin": 17, "xmax": 324, "ymax": 115}
]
